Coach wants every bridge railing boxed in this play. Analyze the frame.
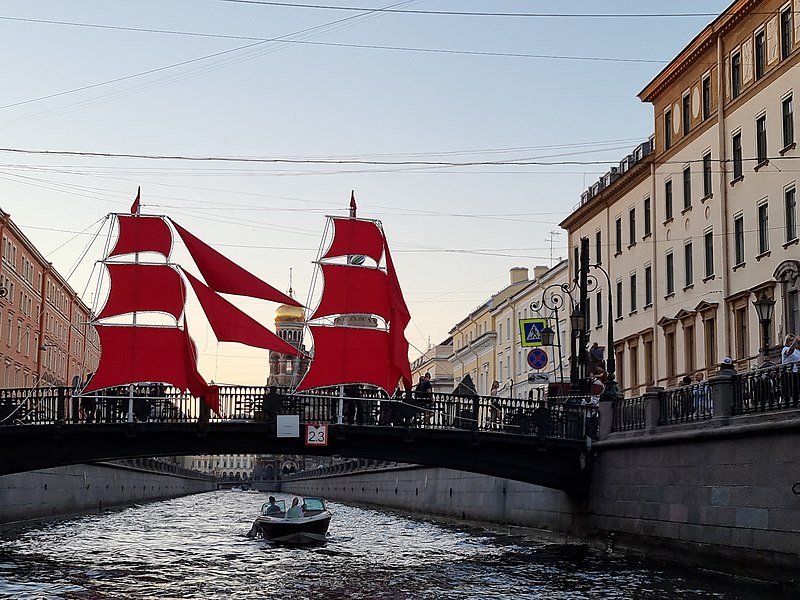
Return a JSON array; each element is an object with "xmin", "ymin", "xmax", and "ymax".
[
  {"xmin": 0, "ymin": 384, "xmax": 599, "ymax": 442},
  {"xmin": 609, "ymin": 363, "xmax": 799, "ymax": 434}
]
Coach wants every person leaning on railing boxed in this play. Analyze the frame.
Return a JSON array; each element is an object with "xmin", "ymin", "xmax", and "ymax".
[{"xmin": 780, "ymin": 334, "xmax": 800, "ymax": 405}]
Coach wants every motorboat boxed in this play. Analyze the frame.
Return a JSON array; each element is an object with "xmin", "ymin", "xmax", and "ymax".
[{"xmin": 248, "ymin": 497, "xmax": 331, "ymax": 543}]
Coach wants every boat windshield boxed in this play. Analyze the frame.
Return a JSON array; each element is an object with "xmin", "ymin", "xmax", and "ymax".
[
  {"xmin": 261, "ymin": 499, "xmax": 286, "ymax": 515},
  {"xmin": 302, "ymin": 497, "xmax": 326, "ymax": 511}
]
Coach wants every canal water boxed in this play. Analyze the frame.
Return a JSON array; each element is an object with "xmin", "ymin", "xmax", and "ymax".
[{"xmin": 0, "ymin": 491, "xmax": 788, "ymax": 599}]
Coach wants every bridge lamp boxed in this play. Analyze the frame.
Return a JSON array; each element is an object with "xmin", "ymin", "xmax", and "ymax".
[
  {"xmin": 569, "ymin": 306, "xmax": 586, "ymax": 333},
  {"xmin": 752, "ymin": 290, "xmax": 775, "ymax": 363}
]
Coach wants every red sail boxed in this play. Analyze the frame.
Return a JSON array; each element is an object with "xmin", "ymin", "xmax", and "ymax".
[
  {"xmin": 84, "ymin": 325, "xmax": 199, "ymax": 394},
  {"xmin": 171, "ymin": 220, "xmax": 300, "ymax": 306},
  {"xmin": 183, "ymin": 269, "xmax": 301, "ymax": 356},
  {"xmin": 383, "ymin": 241, "xmax": 412, "ymax": 390},
  {"xmin": 310, "ymin": 264, "xmax": 390, "ymax": 322},
  {"xmin": 109, "ymin": 215, "xmax": 172, "ymax": 258},
  {"xmin": 321, "ymin": 217, "xmax": 385, "ymax": 263},
  {"xmin": 297, "ymin": 325, "xmax": 397, "ymax": 393},
  {"xmin": 97, "ymin": 264, "xmax": 185, "ymax": 321},
  {"xmin": 182, "ymin": 317, "xmax": 219, "ymax": 414}
]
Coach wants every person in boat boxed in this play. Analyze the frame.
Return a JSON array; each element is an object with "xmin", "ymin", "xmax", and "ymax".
[
  {"xmin": 286, "ymin": 497, "xmax": 304, "ymax": 519},
  {"xmin": 265, "ymin": 496, "xmax": 282, "ymax": 515}
]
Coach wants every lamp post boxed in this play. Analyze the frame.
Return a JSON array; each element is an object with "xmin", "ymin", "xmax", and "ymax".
[
  {"xmin": 588, "ymin": 261, "xmax": 622, "ymax": 404},
  {"xmin": 752, "ymin": 290, "xmax": 775, "ymax": 364},
  {"xmin": 530, "ymin": 287, "xmax": 572, "ymax": 394},
  {"xmin": 569, "ymin": 305, "xmax": 586, "ymax": 394}
]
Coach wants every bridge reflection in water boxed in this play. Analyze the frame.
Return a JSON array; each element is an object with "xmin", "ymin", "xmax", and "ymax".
[{"xmin": 0, "ymin": 385, "xmax": 598, "ymax": 492}]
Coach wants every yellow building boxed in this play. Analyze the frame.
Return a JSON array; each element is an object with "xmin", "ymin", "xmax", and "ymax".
[{"xmin": 562, "ymin": 0, "xmax": 800, "ymax": 395}]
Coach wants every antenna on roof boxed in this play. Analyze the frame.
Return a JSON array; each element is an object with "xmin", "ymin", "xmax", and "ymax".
[{"xmin": 545, "ymin": 230, "xmax": 561, "ymax": 268}]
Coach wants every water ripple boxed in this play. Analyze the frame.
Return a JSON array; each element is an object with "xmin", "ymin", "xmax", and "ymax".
[{"xmin": 0, "ymin": 491, "xmax": 787, "ymax": 599}]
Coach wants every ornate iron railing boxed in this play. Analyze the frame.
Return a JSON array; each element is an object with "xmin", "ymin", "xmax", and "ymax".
[{"xmin": 0, "ymin": 384, "xmax": 599, "ymax": 442}]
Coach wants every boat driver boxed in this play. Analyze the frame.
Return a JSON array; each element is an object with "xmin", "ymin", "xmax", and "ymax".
[{"xmin": 265, "ymin": 496, "xmax": 282, "ymax": 515}]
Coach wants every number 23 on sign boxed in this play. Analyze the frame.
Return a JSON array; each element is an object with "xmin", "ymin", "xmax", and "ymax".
[{"xmin": 305, "ymin": 424, "xmax": 328, "ymax": 446}]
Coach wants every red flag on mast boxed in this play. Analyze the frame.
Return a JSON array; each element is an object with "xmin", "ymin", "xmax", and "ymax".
[{"xmin": 130, "ymin": 187, "xmax": 141, "ymax": 215}]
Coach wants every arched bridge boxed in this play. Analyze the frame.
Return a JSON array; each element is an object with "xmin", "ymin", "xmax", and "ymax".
[{"xmin": 0, "ymin": 385, "xmax": 598, "ymax": 493}]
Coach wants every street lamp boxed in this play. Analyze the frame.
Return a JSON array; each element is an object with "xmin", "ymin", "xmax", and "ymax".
[
  {"xmin": 752, "ymin": 290, "xmax": 775, "ymax": 363},
  {"xmin": 588, "ymin": 261, "xmax": 622, "ymax": 404},
  {"xmin": 540, "ymin": 325, "xmax": 555, "ymax": 347}
]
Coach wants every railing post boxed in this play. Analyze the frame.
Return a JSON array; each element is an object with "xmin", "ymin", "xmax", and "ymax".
[
  {"xmin": 56, "ymin": 387, "xmax": 66, "ymax": 423},
  {"xmin": 597, "ymin": 398, "xmax": 614, "ymax": 440},
  {"xmin": 644, "ymin": 387, "xmax": 662, "ymax": 433},
  {"xmin": 710, "ymin": 363, "xmax": 736, "ymax": 424},
  {"xmin": 471, "ymin": 395, "xmax": 480, "ymax": 431}
]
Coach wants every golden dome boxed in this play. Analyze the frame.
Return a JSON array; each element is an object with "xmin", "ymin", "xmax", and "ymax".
[{"xmin": 275, "ymin": 303, "xmax": 305, "ymax": 323}]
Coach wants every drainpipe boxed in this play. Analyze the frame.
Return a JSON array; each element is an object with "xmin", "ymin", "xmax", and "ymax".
[{"xmin": 716, "ymin": 29, "xmax": 732, "ymax": 360}]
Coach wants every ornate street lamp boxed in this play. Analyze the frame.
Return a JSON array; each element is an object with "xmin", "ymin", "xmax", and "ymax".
[
  {"xmin": 588, "ymin": 261, "xmax": 621, "ymax": 404},
  {"xmin": 540, "ymin": 325, "xmax": 555, "ymax": 347},
  {"xmin": 752, "ymin": 290, "xmax": 775, "ymax": 363}
]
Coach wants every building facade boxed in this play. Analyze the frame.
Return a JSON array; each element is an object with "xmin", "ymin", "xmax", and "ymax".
[
  {"xmin": 0, "ymin": 208, "xmax": 99, "ymax": 388},
  {"xmin": 561, "ymin": 0, "xmax": 800, "ymax": 395},
  {"xmin": 447, "ymin": 263, "xmax": 571, "ymax": 399}
]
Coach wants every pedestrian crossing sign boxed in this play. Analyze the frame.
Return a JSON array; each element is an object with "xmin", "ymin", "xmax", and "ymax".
[{"xmin": 519, "ymin": 318, "xmax": 549, "ymax": 347}]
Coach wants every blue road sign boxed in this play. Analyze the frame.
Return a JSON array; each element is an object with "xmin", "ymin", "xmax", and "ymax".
[
  {"xmin": 527, "ymin": 348, "xmax": 548, "ymax": 370},
  {"xmin": 519, "ymin": 318, "xmax": 548, "ymax": 347}
]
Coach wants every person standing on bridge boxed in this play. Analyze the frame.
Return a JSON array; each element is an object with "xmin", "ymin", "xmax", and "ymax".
[
  {"xmin": 489, "ymin": 380, "xmax": 501, "ymax": 429},
  {"xmin": 414, "ymin": 373, "xmax": 433, "ymax": 425},
  {"xmin": 780, "ymin": 334, "xmax": 800, "ymax": 405}
]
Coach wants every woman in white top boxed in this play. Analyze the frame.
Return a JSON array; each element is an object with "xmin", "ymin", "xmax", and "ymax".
[
  {"xmin": 781, "ymin": 334, "xmax": 800, "ymax": 365},
  {"xmin": 780, "ymin": 334, "xmax": 800, "ymax": 406}
]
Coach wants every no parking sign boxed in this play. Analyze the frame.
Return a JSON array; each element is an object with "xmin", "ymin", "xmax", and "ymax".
[{"xmin": 527, "ymin": 348, "xmax": 548, "ymax": 370}]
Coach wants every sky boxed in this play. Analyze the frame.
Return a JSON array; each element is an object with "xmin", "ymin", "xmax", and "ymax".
[{"xmin": 0, "ymin": 0, "xmax": 733, "ymax": 385}]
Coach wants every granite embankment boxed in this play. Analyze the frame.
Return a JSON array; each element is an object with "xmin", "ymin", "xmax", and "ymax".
[{"xmin": 0, "ymin": 459, "xmax": 216, "ymax": 524}]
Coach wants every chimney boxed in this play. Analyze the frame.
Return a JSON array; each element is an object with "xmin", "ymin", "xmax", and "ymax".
[
  {"xmin": 533, "ymin": 265, "xmax": 549, "ymax": 280},
  {"xmin": 510, "ymin": 267, "xmax": 528, "ymax": 285}
]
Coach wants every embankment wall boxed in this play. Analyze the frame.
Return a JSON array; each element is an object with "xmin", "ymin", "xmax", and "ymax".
[{"xmin": 0, "ymin": 462, "xmax": 216, "ymax": 523}]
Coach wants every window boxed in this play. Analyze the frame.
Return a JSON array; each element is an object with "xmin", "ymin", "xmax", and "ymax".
[
  {"xmin": 628, "ymin": 207, "xmax": 636, "ymax": 245},
  {"xmin": 644, "ymin": 196, "xmax": 651, "ymax": 236},
  {"xmin": 682, "ymin": 93, "xmax": 691, "ymax": 136},
  {"xmin": 664, "ymin": 109, "xmax": 672, "ymax": 150},
  {"xmin": 630, "ymin": 273, "xmax": 637, "ymax": 312},
  {"xmin": 615, "ymin": 217, "xmax": 622, "ymax": 254},
  {"xmin": 734, "ymin": 213, "xmax": 745, "ymax": 265},
  {"xmin": 755, "ymin": 30, "xmax": 766, "ymax": 79},
  {"xmin": 703, "ymin": 152, "xmax": 712, "ymax": 197},
  {"xmin": 665, "ymin": 179, "xmax": 673, "ymax": 220},
  {"xmin": 666, "ymin": 251, "xmax": 675, "ymax": 295},
  {"xmin": 781, "ymin": 7, "xmax": 793, "ymax": 60},
  {"xmin": 783, "ymin": 95, "xmax": 794, "ymax": 149},
  {"xmin": 786, "ymin": 186, "xmax": 797, "ymax": 242},
  {"xmin": 732, "ymin": 131, "xmax": 743, "ymax": 179},
  {"xmin": 573, "ymin": 245, "xmax": 579, "ymax": 280},
  {"xmin": 595, "ymin": 230, "xmax": 602, "ymax": 265},
  {"xmin": 616, "ymin": 280, "xmax": 623, "ymax": 319},
  {"xmin": 758, "ymin": 201, "xmax": 769, "ymax": 254},
  {"xmin": 704, "ymin": 230, "xmax": 714, "ymax": 277},
  {"xmin": 684, "ymin": 324, "xmax": 696, "ymax": 374},
  {"xmin": 734, "ymin": 304, "xmax": 749, "ymax": 359},
  {"xmin": 731, "ymin": 51, "xmax": 741, "ymax": 99},
  {"xmin": 644, "ymin": 264, "xmax": 653, "ymax": 306},
  {"xmin": 756, "ymin": 114, "xmax": 768, "ymax": 165},
  {"xmin": 683, "ymin": 166, "xmax": 692, "ymax": 209},
  {"xmin": 684, "ymin": 241, "xmax": 693, "ymax": 287},
  {"xmin": 702, "ymin": 75, "xmax": 711, "ymax": 120},
  {"xmin": 596, "ymin": 292, "xmax": 603, "ymax": 326},
  {"xmin": 704, "ymin": 316, "xmax": 717, "ymax": 369},
  {"xmin": 665, "ymin": 330, "xmax": 676, "ymax": 379}
]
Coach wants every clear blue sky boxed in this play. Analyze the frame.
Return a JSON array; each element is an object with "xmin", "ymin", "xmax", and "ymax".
[{"xmin": 0, "ymin": 1, "xmax": 731, "ymax": 384}]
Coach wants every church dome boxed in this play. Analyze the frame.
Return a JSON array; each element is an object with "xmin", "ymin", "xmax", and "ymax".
[{"xmin": 275, "ymin": 303, "xmax": 305, "ymax": 323}]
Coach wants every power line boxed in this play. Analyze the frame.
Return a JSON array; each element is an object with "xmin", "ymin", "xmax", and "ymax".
[
  {"xmin": 209, "ymin": 2, "xmax": 725, "ymax": 19},
  {"xmin": 0, "ymin": 145, "xmax": 796, "ymax": 168}
]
